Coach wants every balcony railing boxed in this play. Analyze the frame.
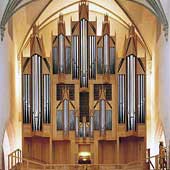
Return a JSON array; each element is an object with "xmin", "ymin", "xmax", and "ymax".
[{"xmin": 8, "ymin": 148, "xmax": 167, "ymax": 170}]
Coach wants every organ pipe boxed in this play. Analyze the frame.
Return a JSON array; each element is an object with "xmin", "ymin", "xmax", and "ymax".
[
  {"xmin": 58, "ymin": 34, "xmax": 65, "ymax": 73},
  {"xmin": 72, "ymin": 36, "xmax": 79, "ymax": 79},
  {"xmin": 80, "ymin": 19, "xmax": 88, "ymax": 87},
  {"xmin": 23, "ymin": 74, "xmax": 31, "ymax": 123},
  {"xmin": 127, "ymin": 55, "xmax": 136, "ymax": 130},
  {"xmin": 100, "ymin": 99, "xmax": 106, "ymax": 136},
  {"xmin": 43, "ymin": 74, "xmax": 50, "ymax": 123},
  {"xmin": 89, "ymin": 35, "xmax": 96, "ymax": 79},
  {"xmin": 75, "ymin": 116, "xmax": 79, "ymax": 137},
  {"xmin": 89, "ymin": 116, "xmax": 94, "ymax": 138},
  {"xmin": 138, "ymin": 74, "xmax": 145, "ymax": 123},
  {"xmin": 32, "ymin": 54, "xmax": 42, "ymax": 131},
  {"xmin": 118, "ymin": 74, "xmax": 125, "ymax": 123},
  {"xmin": 103, "ymin": 34, "xmax": 110, "ymax": 74},
  {"xmin": 83, "ymin": 121, "xmax": 86, "ymax": 138},
  {"xmin": 63, "ymin": 99, "xmax": 69, "ymax": 136}
]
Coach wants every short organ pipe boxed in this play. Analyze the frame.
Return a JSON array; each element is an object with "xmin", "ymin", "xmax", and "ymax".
[
  {"xmin": 75, "ymin": 116, "xmax": 79, "ymax": 137},
  {"xmin": 89, "ymin": 116, "xmax": 94, "ymax": 138}
]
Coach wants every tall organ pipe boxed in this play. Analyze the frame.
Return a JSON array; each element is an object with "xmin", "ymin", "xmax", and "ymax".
[
  {"xmin": 103, "ymin": 34, "xmax": 110, "ymax": 74},
  {"xmin": 23, "ymin": 74, "xmax": 31, "ymax": 123},
  {"xmin": 138, "ymin": 74, "xmax": 145, "ymax": 123},
  {"xmin": 118, "ymin": 74, "xmax": 125, "ymax": 123},
  {"xmin": 80, "ymin": 19, "xmax": 88, "ymax": 87},
  {"xmin": 127, "ymin": 55, "xmax": 136, "ymax": 130},
  {"xmin": 100, "ymin": 99, "xmax": 106, "ymax": 136},
  {"xmin": 58, "ymin": 34, "xmax": 65, "ymax": 73},
  {"xmin": 63, "ymin": 99, "xmax": 69, "ymax": 136},
  {"xmin": 72, "ymin": 36, "xmax": 79, "ymax": 79},
  {"xmin": 43, "ymin": 74, "xmax": 50, "ymax": 123},
  {"xmin": 32, "ymin": 54, "xmax": 42, "ymax": 131},
  {"xmin": 89, "ymin": 36, "xmax": 96, "ymax": 79}
]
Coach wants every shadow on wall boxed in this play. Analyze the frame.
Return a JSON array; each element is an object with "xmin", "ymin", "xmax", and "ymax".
[{"xmin": 3, "ymin": 130, "xmax": 10, "ymax": 170}]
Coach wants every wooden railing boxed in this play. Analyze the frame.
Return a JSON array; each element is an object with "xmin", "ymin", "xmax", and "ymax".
[
  {"xmin": 8, "ymin": 148, "xmax": 167, "ymax": 170},
  {"xmin": 146, "ymin": 148, "xmax": 168, "ymax": 170},
  {"xmin": 19, "ymin": 160, "xmax": 146, "ymax": 170},
  {"xmin": 8, "ymin": 149, "xmax": 22, "ymax": 170}
]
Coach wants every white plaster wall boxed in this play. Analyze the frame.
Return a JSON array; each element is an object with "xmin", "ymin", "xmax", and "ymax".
[
  {"xmin": 0, "ymin": 30, "xmax": 11, "ymax": 169},
  {"xmin": 157, "ymin": 1, "xmax": 170, "ymax": 146}
]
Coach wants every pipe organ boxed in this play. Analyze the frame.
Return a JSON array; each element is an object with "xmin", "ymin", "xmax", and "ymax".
[{"xmin": 22, "ymin": 0, "xmax": 146, "ymax": 165}]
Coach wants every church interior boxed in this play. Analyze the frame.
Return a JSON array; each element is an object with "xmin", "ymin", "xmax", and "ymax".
[{"xmin": 0, "ymin": 0, "xmax": 170, "ymax": 170}]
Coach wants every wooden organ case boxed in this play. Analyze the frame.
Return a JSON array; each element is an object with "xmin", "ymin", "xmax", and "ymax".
[{"xmin": 22, "ymin": 0, "xmax": 146, "ymax": 165}]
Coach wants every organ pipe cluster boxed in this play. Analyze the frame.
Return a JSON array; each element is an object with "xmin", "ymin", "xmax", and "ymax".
[
  {"xmin": 52, "ymin": 0, "xmax": 115, "ymax": 88},
  {"xmin": 118, "ymin": 25, "xmax": 146, "ymax": 131},
  {"xmin": 22, "ymin": 1, "xmax": 146, "ymax": 139},
  {"xmin": 22, "ymin": 25, "xmax": 51, "ymax": 131}
]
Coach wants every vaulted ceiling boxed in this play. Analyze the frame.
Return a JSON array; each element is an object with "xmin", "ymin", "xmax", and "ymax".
[{"xmin": 0, "ymin": 0, "xmax": 168, "ymax": 60}]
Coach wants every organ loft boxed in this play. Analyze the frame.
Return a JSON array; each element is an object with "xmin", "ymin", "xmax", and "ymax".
[{"xmin": 21, "ymin": 0, "xmax": 146, "ymax": 166}]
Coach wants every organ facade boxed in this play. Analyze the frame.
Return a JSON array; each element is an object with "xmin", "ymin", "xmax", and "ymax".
[{"xmin": 22, "ymin": 0, "xmax": 146, "ymax": 165}]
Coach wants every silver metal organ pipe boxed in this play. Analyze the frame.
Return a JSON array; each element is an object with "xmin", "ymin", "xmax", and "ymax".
[
  {"xmin": 89, "ymin": 36, "xmax": 96, "ymax": 79},
  {"xmin": 118, "ymin": 75, "xmax": 125, "ymax": 123},
  {"xmin": 142, "ymin": 75, "xmax": 145, "ymax": 122},
  {"xmin": 138, "ymin": 74, "xmax": 145, "ymax": 123},
  {"xmin": 103, "ymin": 34, "xmax": 110, "ymax": 74},
  {"xmin": 127, "ymin": 55, "xmax": 136, "ymax": 130},
  {"xmin": 58, "ymin": 34, "xmax": 65, "ymax": 73},
  {"xmin": 141, "ymin": 75, "xmax": 143, "ymax": 122},
  {"xmin": 72, "ymin": 36, "xmax": 79, "ymax": 79},
  {"xmin": 43, "ymin": 75, "xmax": 50, "ymax": 123},
  {"xmin": 83, "ymin": 122, "xmax": 86, "ymax": 138},
  {"xmin": 100, "ymin": 99, "xmax": 106, "ymax": 136},
  {"xmin": 80, "ymin": 19, "xmax": 88, "ymax": 87},
  {"xmin": 63, "ymin": 99, "xmax": 69, "ymax": 136},
  {"xmin": 90, "ymin": 116, "xmax": 94, "ymax": 138},
  {"xmin": 32, "ymin": 55, "xmax": 42, "ymax": 131},
  {"xmin": 122, "ymin": 75, "xmax": 125, "ymax": 123},
  {"xmin": 75, "ymin": 116, "xmax": 79, "ymax": 137},
  {"xmin": 138, "ymin": 75, "xmax": 141, "ymax": 122},
  {"xmin": 23, "ymin": 74, "xmax": 31, "ymax": 123}
]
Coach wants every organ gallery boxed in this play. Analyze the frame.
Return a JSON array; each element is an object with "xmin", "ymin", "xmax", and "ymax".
[{"xmin": 21, "ymin": 0, "xmax": 146, "ymax": 166}]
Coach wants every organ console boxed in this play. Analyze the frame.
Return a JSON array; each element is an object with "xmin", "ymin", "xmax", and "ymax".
[{"xmin": 22, "ymin": 0, "xmax": 146, "ymax": 165}]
